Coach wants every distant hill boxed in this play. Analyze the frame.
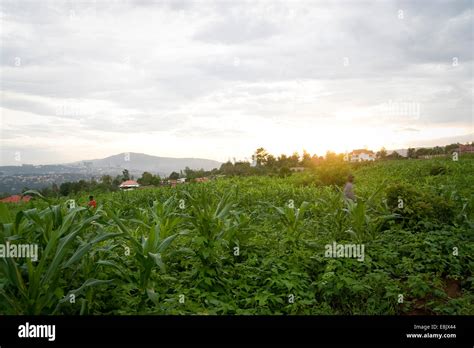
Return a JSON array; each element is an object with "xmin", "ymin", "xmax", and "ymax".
[
  {"xmin": 69, "ymin": 152, "xmax": 222, "ymax": 176},
  {"xmin": 0, "ymin": 153, "xmax": 222, "ymax": 177},
  {"xmin": 388, "ymin": 148, "xmax": 408, "ymax": 157}
]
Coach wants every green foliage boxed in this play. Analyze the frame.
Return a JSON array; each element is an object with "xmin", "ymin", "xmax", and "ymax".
[
  {"xmin": 279, "ymin": 167, "xmax": 292, "ymax": 177},
  {"xmin": 386, "ymin": 182, "xmax": 456, "ymax": 229},
  {"xmin": 0, "ymin": 157, "xmax": 473, "ymax": 315},
  {"xmin": 0, "ymin": 202, "xmax": 117, "ymax": 314},
  {"xmin": 430, "ymin": 164, "xmax": 447, "ymax": 176},
  {"xmin": 315, "ymin": 162, "xmax": 350, "ymax": 186}
]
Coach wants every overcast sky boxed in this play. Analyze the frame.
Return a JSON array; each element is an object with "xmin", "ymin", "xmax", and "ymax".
[{"xmin": 0, "ymin": 0, "xmax": 472, "ymax": 165}]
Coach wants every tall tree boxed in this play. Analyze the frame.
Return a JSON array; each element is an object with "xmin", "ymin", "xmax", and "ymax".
[
  {"xmin": 289, "ymin": 151, "xmax": 300, "ymax": 167},
  {"xmin": 220, "ymin": 161, "xmax": 235, "ymax": 175},
  {"xmin": 138, "ymin": 172, "xmax": 154, "ymax": 186},
  {"xmin": 255, "ymin": 147, "xmax": 269, "ymax": 166},
  {"xmin": 266, "ymin": 154, "xmax": 277, "ymax": 168},
  {"xmin": 301, "ymin": 150, "xmax": 312, "ymax": 167},
  {"xmin": 169, "ymin": 171, "xmax": 180, "ymax": 180},
  {"xmin": 277, "ymin": 154, "xmax": 288, "ymax": 168},
  {"xmin": 377, "ymin": 147, "xmax": 387, "ymax": 159},
  {"xmin": 122, "ymin": 169, "xmax": 130, "ymax": 181},
  {"xmin": 101, "ymin": 175, "xmax": 112, "ymax": 186}
]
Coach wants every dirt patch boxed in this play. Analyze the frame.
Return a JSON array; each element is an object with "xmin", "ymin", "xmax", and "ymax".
[
  {"xmin": 444, "ymin": 279, "xmax": 461, "ymax": 298},
  {"xmin": 405, "ymin": 298, "xmax": 435, "ymax": 315}
]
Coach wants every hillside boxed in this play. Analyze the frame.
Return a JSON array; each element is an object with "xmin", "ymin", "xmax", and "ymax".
[{"xmin": 75, "ymin": 152, "xmax": 222, "ymax": 176}]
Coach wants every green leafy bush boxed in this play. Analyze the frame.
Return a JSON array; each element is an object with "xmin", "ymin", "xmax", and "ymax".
[
  {"xmin": 316, "ymin": 162, "xmax": 350, "ymax": 187},
  {"xmin": 385, "ymin": 183, "xmax": 455, "ymax": 229},
  {"xmin": 430, "ymin": 164, "xmax": 447, "ymax": 176}
]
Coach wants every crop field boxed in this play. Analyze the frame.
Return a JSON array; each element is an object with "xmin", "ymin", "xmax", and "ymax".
[{"xmin": 0, "ymin": 158, "xmax": 473, "ymax": 315}]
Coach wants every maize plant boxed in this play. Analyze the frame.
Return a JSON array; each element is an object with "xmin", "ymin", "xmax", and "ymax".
[
  {"xmin": 0, "ymin": 201, "xmax": 117, "ymax": 314},
  {"xmin": 182, "ymin": 188, "xmax": 236, "ymax": 291},
  {"xmin": 0, "ymin": 157, "xmax": 472, "ymax": 315},
  {"xmin": 106, "ymin": 198, "xmax": 186, "ymax": 304},
  {"xmin": 272, "ymin": 201, "xmax": 310, "ymax": 246}
]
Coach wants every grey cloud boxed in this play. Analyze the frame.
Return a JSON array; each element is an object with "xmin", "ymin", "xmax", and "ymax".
[
  {"xmin": 194, "ymin": 15, "xmax": 278, "ymax": 44},
  {"xmin": 0, "ymin": 0, "xmax": 472, "ymax": 164}
]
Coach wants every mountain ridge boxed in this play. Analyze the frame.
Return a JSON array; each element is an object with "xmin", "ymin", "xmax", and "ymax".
[
  {"xmin": 68, "ymin": 152, "xmax": 222, "ymax": 176},
  {"xmin": 0, "ymin": 152, "xmax": 222, "ymax": 177}
]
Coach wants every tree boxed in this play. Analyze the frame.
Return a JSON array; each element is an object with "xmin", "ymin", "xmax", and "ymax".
[
  {"xmin": 169, "ymin": 172, "xmax": 180, "ymax": 180},
  {"xmin": 432, "ymin": 146, "xmax": 444, "ymax": 155},
  {"xmin": 311, "ymin": 154, "xmax": 321, "ymax": 166},
  {"xmin": 289, "ymin": 151, "xmax": 300, "ymax": 167},
  {"xmin": 277, "ymin": 154, "xmax": 289, "ymax": 168},
  {"xmin": 122, "ymin": 169, "xmax": 130, "ymax": 181},
  {"xmin": 386, "ymin": 151, "xmax": 403, "ymax": 160},
  {"xmin": 415, "ymin": 147, "xmax": 431, "ymax": 157},
  {"xmin": 301, "ymin": 150, "xmax": 312, "ymax": 167},
  {"xmin": 445, "ymin": 143, "xmax": 459, "ymax": 154},
  {"xmin": 377, "ymin": 147, "xmax": 387, "ymax": 160},
  {"xmin": 233, "ymin": 161, "xmax": 251, "ymax": 175},
  {"xmin": 407, "ymin": 148, "xmax": 416, "ymax": 159},
  {"xmin": 112, "ymin": 175, "xmax": 122, "ymax": 187},
  {"xmin": 255, "ymin": 147, "xmax": 269, "ymax": 166},
  {"xmin": 325, "ymin": 151, "xmax": 343, "ymax": 162},
  {"xmin": 266, "ymin": 154, "xmax": 277, "ymax": 169},
  {"xmin": 151, "ymin": 174, "xmax": 161, "ymax": 186},
  {"xmin": 138, "ymin": 172, "xmax": 154, "ymax": 186},
  {"xmin": 101, "ymin": 175, "xmax": 112, "ymax": 186},
  {"xmin": 59, "ymin": 182, "xmax": 72, "ymax": 196},
  {"xmin": 219, "ymin": 161, "xmax": 234, "ymax": 175},
  {"xmin": 184, "ymin": 167, "xmax": 206, "ymax": 180},
  {"xmin": 184, "ymin": 166, "xmax": 193, "ymax": 178},
  {"xmin": 279, "ymin": 167, "xmax": 292, "ymax": 177}
]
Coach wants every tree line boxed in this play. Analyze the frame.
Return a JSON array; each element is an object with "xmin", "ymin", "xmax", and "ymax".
[{"xmin": 23, "ymin": 142, "xmax": 471, "ymax": 197}]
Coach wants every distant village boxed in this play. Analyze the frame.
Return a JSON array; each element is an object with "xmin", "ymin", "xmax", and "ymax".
[{"xmin": 0, "ymin": 142, "xmax": 472, "ymax": 200}]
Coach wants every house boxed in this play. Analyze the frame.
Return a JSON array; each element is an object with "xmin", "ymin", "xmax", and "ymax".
[
  {"xmin": 119, "ymin": 180, "xmax": 140, "ymax": 190},
  {"xmin": 350, "ymin": 149, "xmax": 376, "ymax": 162},
  {"xmin": 177, "ymin": 178, "xmax": 186, "ymax": 184},
  {"xmin": 0, "ymin": 195, "xmax": 32, "ymax": 203},
  {"xmin": 455, "ymin": 144, "xmax": 474, "ymax": 154}
]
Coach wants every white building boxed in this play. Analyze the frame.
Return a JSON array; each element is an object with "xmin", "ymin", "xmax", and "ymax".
[
  {"xmin": 119, "ymin": 180, "xmax": 140, "ymax": 190},
  {"xmin": 349, "ymin": 150, "xmax": 376, "ymax": 162}
]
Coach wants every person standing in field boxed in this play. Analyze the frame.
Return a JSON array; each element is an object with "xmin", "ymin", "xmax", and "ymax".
[
  {"xmin": 87, "ymin": 195, "xmax": 97, "ymax": 208},
  {"xmin": 344, "ymin": 174, "xmax": 355, "ymax": 201}
]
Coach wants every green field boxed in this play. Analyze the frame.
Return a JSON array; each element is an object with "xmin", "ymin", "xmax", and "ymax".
[{"xmin": 1, "ymin": 158, "xmax": 473, "ymax": 315}]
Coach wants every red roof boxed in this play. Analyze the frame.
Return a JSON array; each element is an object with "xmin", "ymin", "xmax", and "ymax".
[
  {"xmin": 458, "ymin": 144, "xmax": 474, "ymax": 153},
  {"xmin": 0, "ymin": 195, "xmax": 32, "ymax": 203},
  {"xmin": 119, "ymin": 180, "xmax": 140, "ymax": 187}
]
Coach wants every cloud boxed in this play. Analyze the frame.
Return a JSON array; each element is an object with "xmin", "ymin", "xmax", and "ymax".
[{"xmin": 0, "ymin": 0, "xmax": 472, "ymax": 164}]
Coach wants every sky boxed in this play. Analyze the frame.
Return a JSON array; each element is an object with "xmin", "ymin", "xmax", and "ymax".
[{"xmin": 0, "ymin": 0, "xmax": 473, "ymax": 165}]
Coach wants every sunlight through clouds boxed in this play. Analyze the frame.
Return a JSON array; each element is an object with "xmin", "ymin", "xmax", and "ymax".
[{"xmin": 0, "ymin": 0, "xmax": 472, "ymax": 164}]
